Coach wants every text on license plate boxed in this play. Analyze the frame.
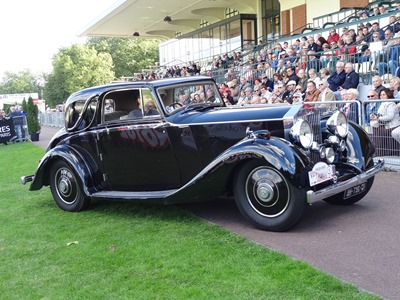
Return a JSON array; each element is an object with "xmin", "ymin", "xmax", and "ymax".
[{"xmin": 344, "ymin": 183, "xmax": 367, "ymax": 199}]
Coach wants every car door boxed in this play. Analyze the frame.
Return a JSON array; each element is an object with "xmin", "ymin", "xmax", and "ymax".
[{"xmin": 97, "ymin": 88, "xmax": 180, "ymax": 191}]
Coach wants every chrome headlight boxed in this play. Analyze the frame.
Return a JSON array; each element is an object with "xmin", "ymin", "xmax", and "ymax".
[
  {"xmin": 326, "ymin": 111, "xmax": 348, "ymax": 138},
  {"xmin": 290, "ymin": 119, "xmax": 314, "ymax": 149}
]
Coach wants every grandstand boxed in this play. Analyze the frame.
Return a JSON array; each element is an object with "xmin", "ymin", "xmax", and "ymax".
[{"xmin": 78, "ymin": 0, "xmax": 400, "ymax": 169}]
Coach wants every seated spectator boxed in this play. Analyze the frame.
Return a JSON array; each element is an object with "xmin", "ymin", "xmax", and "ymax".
[
  {"xmin": 389, "ymin": 76, "xmax": 400, "ymax": 98},
  {"xmin": 272, "ymin": 73, "xmax": 283, "ymax": 89},
  {"xmin": 222, "ymin": 90, "xmax": 235, "ymax": 106},
  {"xmin": 378, "ymin": 32, "xmax": 400, "ymax": 76},
  {"xmin": 318, "ymin": 79, "xmax": 336, "ymax": 112},
  {"xmin": 308, "ymin": 69, "xmax": 320, "ymax": 87},
  {"xmin": 334, "ymin": 62, "xmax": 359, "ymax": 99},
  {"xmin": 327, "ymin": 61, "xmax": 346, "ymax": 92},
  {"xmin": 369, "ymin": 22, "xmax": 385, "ymax": 42},
  {"xmin": 286, "ymin": 66, "xmax": 299, "ymax": 84},
  {"xmin": 264, "ymin": 62, "xmax": 275, "ymax": 80},
  {"xmin": 286, "ymin": 80, "xmax": 297, "ymax": 99},
  {"xmin": 371, "ymin": 88, "xmax": 400, "ymax": 155},
  {"xmin": 297, "ymin": 69, "xmax": 308, "ymax": 92},
  {"xmin": 307, "ymin": 51, "xmax": 322, "ymax": 72},
  {"xmin": 372, "ymin": 75, "xmax": 385, "ymax": 94},
  {"xmin": 261, "ymin": 75, "xmax": 274, "ymax": 91},
  {"xmin": 304, "ymin": 81, "xmax": 320, "ymax": 102},
  {"xmin": 364, "ymin": 89, "xmax": 380, "ymax": 124},
  {"xmin": 342, "ymin": 88, "xmax": 359, "ymax": 121},
  {"xmin": 292, "ymin": 92, "xmax": 303, "ymax": 104},
  {"xmin": 320, "ymin": 68, "xmax": 330, "ymax": 81}
]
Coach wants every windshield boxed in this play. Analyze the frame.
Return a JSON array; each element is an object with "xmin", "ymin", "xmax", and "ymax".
[{"xmin": 157, "ymin": 82, "xmax": 222, "ymax": 114}]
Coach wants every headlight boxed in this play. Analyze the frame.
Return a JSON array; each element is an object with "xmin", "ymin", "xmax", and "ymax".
[
  {"xmin": 290, "ymin": 119, "xmax": 314, "ymax": 149},
  {"xmin": 326, "ymin": 111, "xmax": 348, "ymax": 138}
]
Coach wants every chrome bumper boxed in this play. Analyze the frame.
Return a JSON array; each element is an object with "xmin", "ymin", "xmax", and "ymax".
[{"xmin": 306, "ymin": 159, "xmax": 385, "ymax": 204}]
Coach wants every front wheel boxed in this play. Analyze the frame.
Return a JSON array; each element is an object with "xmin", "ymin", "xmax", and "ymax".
[
  {"xmin": 49, "ymin": 160, "xmax": 90, "ymax": 211},
  {"xmin": 234, "ymin": 161, "xmax": 307, "ymax": 232}
]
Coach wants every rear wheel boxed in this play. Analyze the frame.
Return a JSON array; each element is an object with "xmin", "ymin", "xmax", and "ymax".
[
  {"xmin": 323, "ymin": 177, "xmax": 374, "ymax": 205},
  {"xmin": 49, "ymin": 160, "xmax": 90, "ymax": 211},
  {"xmin": 234, "ymin": 161, "xmax": 307, "ymax": 232}
]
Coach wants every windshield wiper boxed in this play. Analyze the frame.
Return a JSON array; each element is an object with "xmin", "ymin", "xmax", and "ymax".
[{"xmin": 182, "ymin": 103, "xmax": 218, "ymax": 114}]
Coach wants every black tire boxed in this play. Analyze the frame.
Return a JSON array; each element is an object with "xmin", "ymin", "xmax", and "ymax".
[
  {"xmin": 49, "ymin": 160, "xmax": 90, "ymax": 211},
  {"xmin": 323, "ymin": 177, "xmax": 374, "ymax": 205},
  {"xmin": 234, "ymin": 160, "xmax": 307, "ymax": 232}
]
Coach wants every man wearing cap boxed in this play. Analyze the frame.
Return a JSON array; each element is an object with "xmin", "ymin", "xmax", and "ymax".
[
  {"xmin": 286, "ymin": 80, "xmax": 297, "ymax": 99},
  {"xmin": 261, "ymin": 76, "xmax": 274, "ymax": 92}
]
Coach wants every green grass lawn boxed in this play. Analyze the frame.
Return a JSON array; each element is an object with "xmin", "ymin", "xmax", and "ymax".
[{"xmin": 0, "ymin": 142, "xmax": 381, "ymax": 299}]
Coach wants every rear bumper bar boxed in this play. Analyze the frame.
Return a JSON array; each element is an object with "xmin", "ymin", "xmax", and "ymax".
[
  {"xmin": 21, "ymin": 175, "xmax": 34, "ymax": 185},
  {"xmin": 306, "ymin": 159, "xmax": 385, "ymax": 204}
]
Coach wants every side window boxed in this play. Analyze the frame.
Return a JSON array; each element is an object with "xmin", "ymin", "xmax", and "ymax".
[
  {"xmin": 65, "ymin": 100, "xmax": 85, "ymax": 129},
  {"xmin": 78, "ymin": 98, "xmax": 97, "ymax": 130}
]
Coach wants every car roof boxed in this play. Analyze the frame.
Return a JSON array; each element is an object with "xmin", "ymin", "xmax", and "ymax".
[{"xmin": 65, "ymin": 76, "xmax": 215, "ymax": 105}]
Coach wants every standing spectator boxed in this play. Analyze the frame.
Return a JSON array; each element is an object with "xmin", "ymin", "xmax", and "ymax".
[
  {"xmin": 239, "ymin": 77, "xmax": 250, "ymax": 93},
  {"xmin": 264, "ymin": 62, "xmax": 275, "ymax": 80},
  {"xmin": 327, "ymin": 61, "xmax": 346, "ymax": 92},
  {"xmin": 8, "ymin": 106, "xmax": 24, "ymax": 142}
]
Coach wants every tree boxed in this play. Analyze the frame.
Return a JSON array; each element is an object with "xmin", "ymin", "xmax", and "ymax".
[
  {"xmin": 0, "ymin": 70, "xmax": 38, "ymax": 94},
  {"xmin": 44, "ymin": 44, "xmax": 115, "ymax": 107},
  {"xmin": 87, "ymin": 37, "xmax": 160, "ymax": 79},
  {"xmin": 26, "ymin": 96, "xmax": 40, "ymax": 134}
]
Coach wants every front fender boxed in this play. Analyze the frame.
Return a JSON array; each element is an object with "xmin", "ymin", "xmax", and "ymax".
[
  {"xmin": 30, "ymin": 145, "xmax": 95, "ymax": 196},
  {"xmin": 222, "ymin": 136, "xmax": 311, "ymax": 186},
  {"xmin": 164, "ymin": 133, "xmax": 311, "ymax": 204}
]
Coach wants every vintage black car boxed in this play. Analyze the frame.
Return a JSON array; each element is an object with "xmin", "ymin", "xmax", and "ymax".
[{"xmin": 22, "ymin": 76, "xmax": 384, "ymax": 231}]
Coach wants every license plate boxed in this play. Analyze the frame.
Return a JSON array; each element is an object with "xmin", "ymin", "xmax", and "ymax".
[
  {"xmin": 344, "ymin": 182, "xmax": 367, "ymax": 199},
  {"xmin": 308, "ymin": 162, "xmax": 336, "ymax": 187}
]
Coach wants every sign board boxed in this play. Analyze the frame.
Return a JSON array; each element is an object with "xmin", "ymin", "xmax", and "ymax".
[{"xmin": 0, "ymin": 117, "xmax": 16, "ymax": 144}]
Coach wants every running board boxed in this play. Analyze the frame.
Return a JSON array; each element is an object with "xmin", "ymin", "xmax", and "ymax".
[{"xmin": 90, "ymin": 189, "xmax": 178, "ymax": 200}]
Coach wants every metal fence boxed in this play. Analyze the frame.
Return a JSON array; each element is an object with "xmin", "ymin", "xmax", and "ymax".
[{"xmin": 39, "ymin": 112, "xmax": 64, "ymax": 128}]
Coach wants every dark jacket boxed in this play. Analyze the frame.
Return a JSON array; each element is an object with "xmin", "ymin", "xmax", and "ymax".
[
  {"xmin": 341, "ymin": 70, "xmax": 359, "ymax": 90},
  {"xmin": 327, "ymin": 70, "xmax": 346, "ymax": 91}
]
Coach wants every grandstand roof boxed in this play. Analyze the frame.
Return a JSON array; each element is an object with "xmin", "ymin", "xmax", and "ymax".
[{"xmin": 79, "ymin": 0, "xmax": 257, "ymax": 39}]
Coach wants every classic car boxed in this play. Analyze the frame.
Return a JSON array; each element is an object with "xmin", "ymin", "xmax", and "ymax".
[{"xmin": 21, "ymin": 76, "xmax": 384, "ymax": 231}]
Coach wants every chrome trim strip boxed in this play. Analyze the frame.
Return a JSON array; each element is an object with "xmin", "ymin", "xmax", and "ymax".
[{"xmin": 306, "ymin": 159, "xmax": 385, "ymax": 204}]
